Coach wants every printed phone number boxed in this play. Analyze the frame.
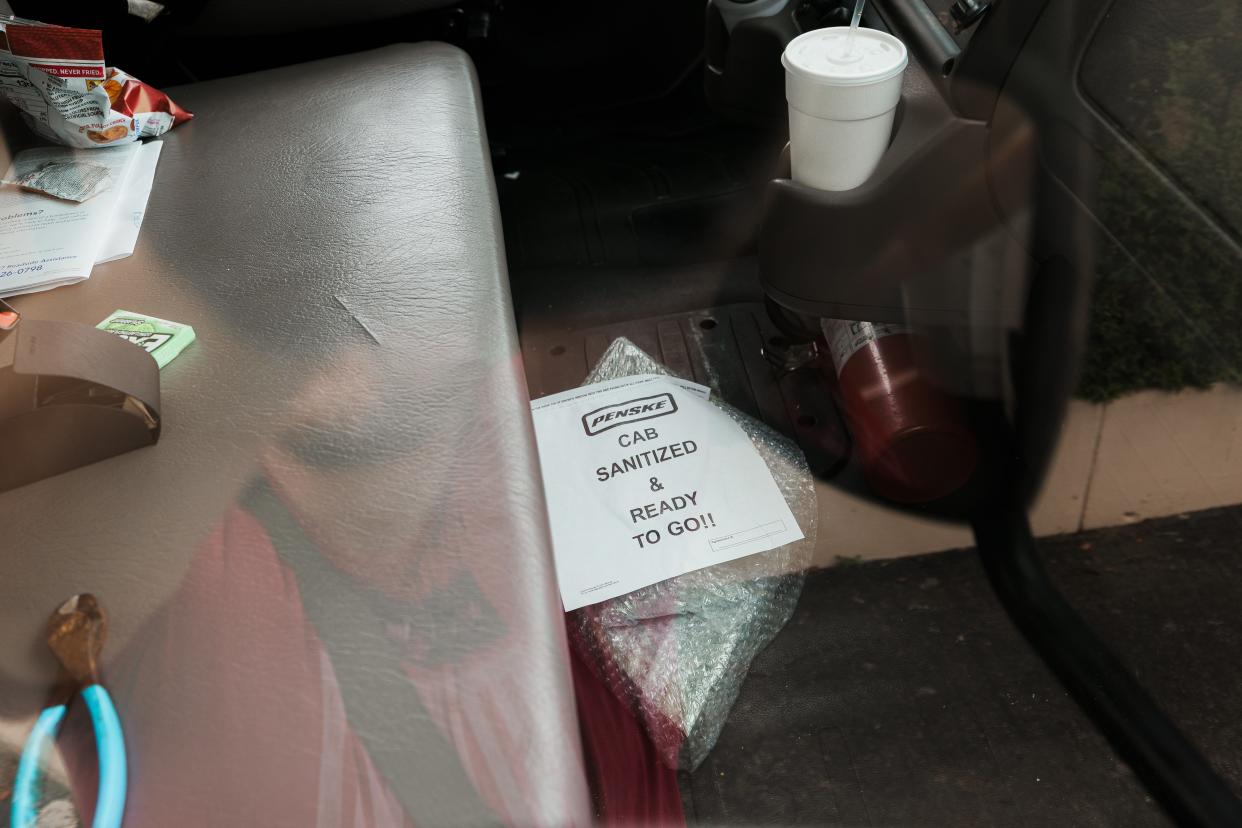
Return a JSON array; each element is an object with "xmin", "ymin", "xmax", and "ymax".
[{"xmin": 0, "ymin": 264, "xmax": 43, "ymax": 278}]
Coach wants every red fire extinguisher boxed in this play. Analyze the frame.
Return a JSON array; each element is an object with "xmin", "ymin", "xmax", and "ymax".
[{"xmin": 822, "ymin": 319, "xmax": 979, "ymax": 504}]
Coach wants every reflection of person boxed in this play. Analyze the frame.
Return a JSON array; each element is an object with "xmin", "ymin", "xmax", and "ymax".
[
  {"xmin": 0, "ymin": 327, "xmax": 689, "ymax": 826},
  {"xmin": 38, "ymin": 345, "xmax": 572, "ymax": 827}
]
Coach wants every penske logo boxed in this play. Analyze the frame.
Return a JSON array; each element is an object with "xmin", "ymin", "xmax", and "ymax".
[{"xmin": 582, "ymin": 393, "xmax": 677, "ymax": 436}]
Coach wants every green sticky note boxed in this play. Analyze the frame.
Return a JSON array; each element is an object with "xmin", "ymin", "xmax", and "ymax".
[{"xmin": 97, "ymin": 309, "xmax": 196, "ymax": 369}]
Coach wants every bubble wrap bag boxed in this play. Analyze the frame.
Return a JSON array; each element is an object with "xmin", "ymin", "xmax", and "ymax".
[{"xmin": 568, "ymin": 338, "xmax": 816, "ymax": 771}]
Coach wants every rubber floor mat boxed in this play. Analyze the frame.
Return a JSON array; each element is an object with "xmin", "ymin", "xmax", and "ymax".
[
  {"xmin": 681, "ymin": 506, "xmax": 1242, "ymax": 826},
  {"xmin": 522, "ymin": 303, "xmax": 850, "ymax": 479}
]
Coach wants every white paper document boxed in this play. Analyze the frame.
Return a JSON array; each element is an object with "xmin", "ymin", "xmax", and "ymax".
[
  {"xmin": 531, "ymin": 374, "xmax": 805, "ymax": 611},
  {"xmin": 96, "ymin": 141, "xmax": 163, "ymax": 265},
  {"xmin": 0, "ymin": 142, "xmax": 140, "ymax": 297}
]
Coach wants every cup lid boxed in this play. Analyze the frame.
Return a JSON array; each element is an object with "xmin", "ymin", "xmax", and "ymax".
[{"xmin": 782, "ymin": 26, "xmax": 908, "ymax": 87}]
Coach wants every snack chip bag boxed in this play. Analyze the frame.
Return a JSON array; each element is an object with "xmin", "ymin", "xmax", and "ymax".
[{"xmin": 0, "ymin": 16, "xmax": 192, "ymax": 148}]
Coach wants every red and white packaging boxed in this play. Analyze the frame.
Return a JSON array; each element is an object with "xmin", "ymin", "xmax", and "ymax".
[
  {"xmin": 822, "ymin": 318, "xmax": 979, "ymax": 503},
  {"xmin": 0, "ymin": 16, "xmax": 191, "ymax": 149}
]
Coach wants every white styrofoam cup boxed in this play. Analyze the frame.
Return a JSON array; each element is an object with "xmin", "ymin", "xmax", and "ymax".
[{"xmin": 782, "ymin": 27, "xmax": 908, "ymax": 191}]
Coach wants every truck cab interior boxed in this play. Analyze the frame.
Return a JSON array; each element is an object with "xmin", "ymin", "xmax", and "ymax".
[{"xmin": 1, "ymin": 0, "xmax": 1241, "ymax": 825}]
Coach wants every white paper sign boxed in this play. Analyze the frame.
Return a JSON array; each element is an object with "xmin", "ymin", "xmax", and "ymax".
[{"xmin": 531, "ymin": 374, "xmax": 805, "ymax": 611}]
